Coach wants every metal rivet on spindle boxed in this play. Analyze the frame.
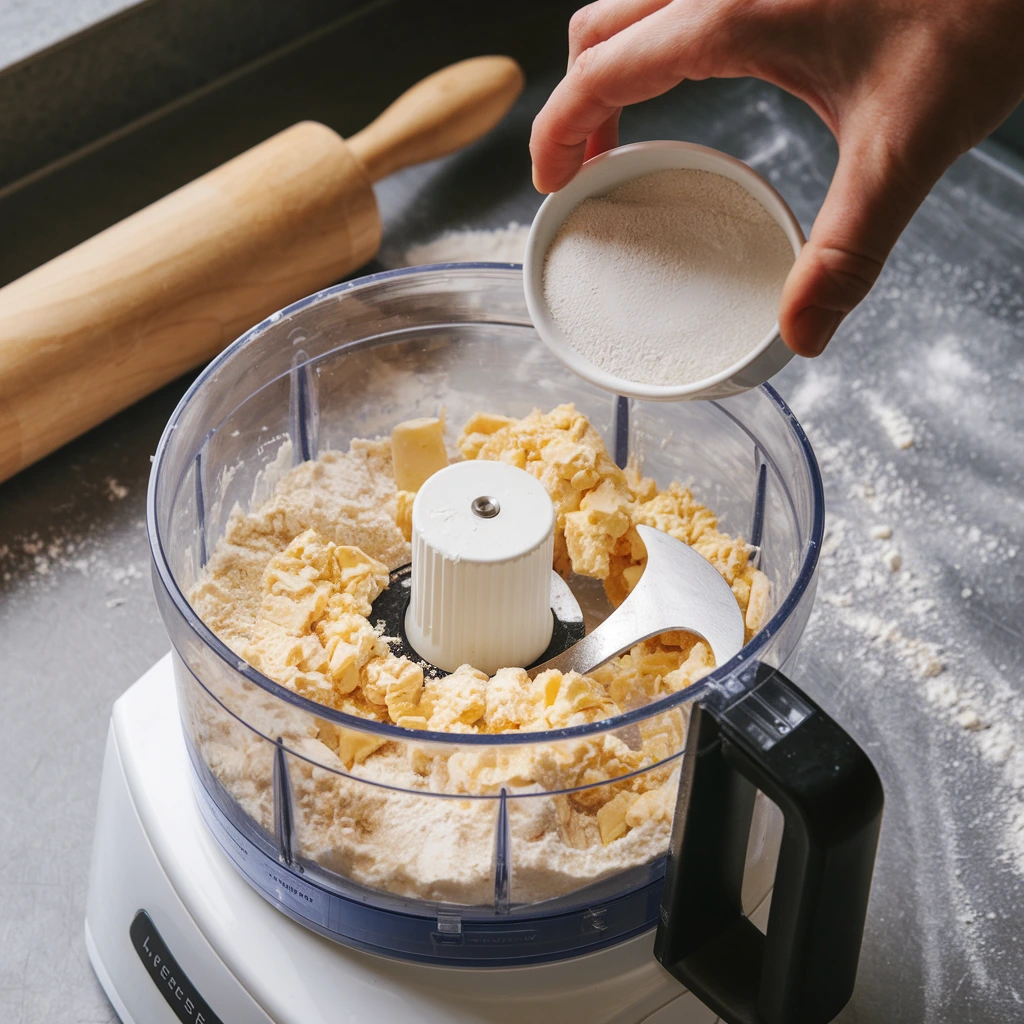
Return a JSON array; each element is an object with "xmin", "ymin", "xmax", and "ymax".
[{"xmin": 471, "ymin": 495, "xmax": 500, "ymax": 519}]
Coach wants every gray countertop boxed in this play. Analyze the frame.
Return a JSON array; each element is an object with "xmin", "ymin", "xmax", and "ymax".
[{"xmin": 2, "ymin": 12, "xmax": 1024, "ymax": 1023}]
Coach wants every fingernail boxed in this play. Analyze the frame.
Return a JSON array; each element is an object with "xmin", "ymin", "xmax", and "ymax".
[{"xmin": 793, "ymin": 306, "xmax": 844, "ymax": 356}]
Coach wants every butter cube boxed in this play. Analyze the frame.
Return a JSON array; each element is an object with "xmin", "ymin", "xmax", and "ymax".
[
  {"xmin": 745, "ymin": 570, "xmax": 771, "ymax": 632},
  {"xmin": 391, "ymin": 417, "xmax": 448, "ymax": 491},
  {"xmin": 597, "ymin": 791, "xmax": 640, "ymax": 845},
  {"xmin": 323, "ymin": 724, "xmax": 386, "ymax": 768},
  {"xmin": 396, "ymin": 715, "xmax": 428, "ymax": 730},
  {"xmin": 465, "ymin": 411, "xmax": 516, "ymax": 434},
  {"xmin": 621, "ymin": 564, "xmax": 643, "ymax": 593},
  {"xmin": 625, "ymin": 786, "xmax": 673, "ymax": 828},
  {"xmin": 394, "ymin": 490, "xmax": 414, "ymax": 541}
]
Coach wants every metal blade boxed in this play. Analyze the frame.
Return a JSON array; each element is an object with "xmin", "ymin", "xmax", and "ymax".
[{"xmin": 528, "ymin": 525, "xmax": 745, "ymax": 678}]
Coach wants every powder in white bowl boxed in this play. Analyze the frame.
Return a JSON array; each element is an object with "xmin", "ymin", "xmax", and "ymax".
[{"xmin": 542, "ymin": 169, "xmax": 795, "ymax": 386}]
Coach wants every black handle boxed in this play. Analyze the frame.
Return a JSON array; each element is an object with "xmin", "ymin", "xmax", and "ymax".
[{"xmin": 654, "ymin": 663, "xmax": 883, "ymax": 1024}]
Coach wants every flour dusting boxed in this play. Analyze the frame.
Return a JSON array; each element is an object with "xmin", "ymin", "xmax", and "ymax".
[{"xmin": 402, "ymin": 222, "xmax": 530, "ymax": 266}]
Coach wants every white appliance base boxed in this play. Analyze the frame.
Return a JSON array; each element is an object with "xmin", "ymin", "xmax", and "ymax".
[{"xmin": 86, "ymin": 655, "xmax": 768, "ymax": 1023}]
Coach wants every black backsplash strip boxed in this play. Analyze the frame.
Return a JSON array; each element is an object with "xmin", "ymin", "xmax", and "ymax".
[{"xmin": 0, "ymin": 0, "xmax": 373, "ymax": 189}]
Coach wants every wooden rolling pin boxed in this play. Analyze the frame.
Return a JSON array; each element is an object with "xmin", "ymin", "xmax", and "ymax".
[{"xmin": 0, "ymin": 55, "xmax": 524, "ymax": 484}]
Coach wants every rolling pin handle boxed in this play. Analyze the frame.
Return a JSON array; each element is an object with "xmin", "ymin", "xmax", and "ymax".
[{"xmin": 346, "ymin": 55, "xmax": 524, "ymax": 183}]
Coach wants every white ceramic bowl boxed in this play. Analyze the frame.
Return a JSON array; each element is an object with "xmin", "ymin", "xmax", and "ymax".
[{"xmin": 523, "ymin": 140, "xmax": 806, "ymax": 401}]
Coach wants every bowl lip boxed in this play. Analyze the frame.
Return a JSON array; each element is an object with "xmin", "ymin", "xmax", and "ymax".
[
  {"xmin": 522, "ymin": 140, "xmax": 806, "ymax": 401},
  {"xmin": 148, "ymin": 262, "xmax": 824, "ymax": 749}
]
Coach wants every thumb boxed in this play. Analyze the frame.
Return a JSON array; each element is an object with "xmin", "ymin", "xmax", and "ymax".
[{"xmin": 779, "ymin": 130, "xmax": 933, "ymax": 357}]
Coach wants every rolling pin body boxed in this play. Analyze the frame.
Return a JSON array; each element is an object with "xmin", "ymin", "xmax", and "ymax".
[{"xmin": 0, "ymin": 56, "xmax": 524, "ymax": 482}]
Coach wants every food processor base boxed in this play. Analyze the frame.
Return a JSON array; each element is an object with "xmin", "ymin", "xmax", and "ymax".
[{"xmin": 85, "ymin": 656, "xmax": 768, "ymax": 1024}]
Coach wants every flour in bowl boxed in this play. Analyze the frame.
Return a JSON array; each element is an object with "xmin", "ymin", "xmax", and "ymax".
[{"xmin": 542, "ymin": 169, "xmax": 795, "ymax": 386}]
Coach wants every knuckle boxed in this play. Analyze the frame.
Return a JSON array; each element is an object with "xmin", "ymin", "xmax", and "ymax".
[
  {"xmin": 570, "ymin": 44, "xmax": 603, "ymax": 92},
  {"xmin": 568, "ymin": 4, "xmax": 596, "ymax": 48}
]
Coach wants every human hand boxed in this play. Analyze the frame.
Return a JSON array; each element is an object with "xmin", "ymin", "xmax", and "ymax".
[{"xmin": 530, "ymin": 0, "xmax": 1024, "ymax": 356}]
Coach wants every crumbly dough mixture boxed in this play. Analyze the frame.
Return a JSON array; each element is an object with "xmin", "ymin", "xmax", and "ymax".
[{"xmin": 189, "ymin": 404, "xmax": 768, "ymax": 904}]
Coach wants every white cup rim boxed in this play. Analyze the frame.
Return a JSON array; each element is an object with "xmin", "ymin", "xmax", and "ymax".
[{"xmin": 523, "ymin": 140, "xmax": 806, "ymax": 401}]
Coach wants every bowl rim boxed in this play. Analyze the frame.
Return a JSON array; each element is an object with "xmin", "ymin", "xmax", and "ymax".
[
  {"xmin": 522, "ymin": 140, "xmax": 806, "ymax": 401},
  {"xmin": 148, "ymin": 262, "xmax": 824, "ymax": 748}
]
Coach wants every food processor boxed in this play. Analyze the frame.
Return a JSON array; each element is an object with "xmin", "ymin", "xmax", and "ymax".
[{"xmin": 85, "ymin": 264, "xmax": 882, "ymax": 1024}]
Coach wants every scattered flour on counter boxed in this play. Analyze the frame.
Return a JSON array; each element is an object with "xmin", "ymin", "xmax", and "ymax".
[
  {"xmin": 0, "ymin": 470, "xmax": 149, "ymax": 598},
  {"xmin": 542, "ymin": 169, "xmax": 794, "ymax": 386},
  {"xmin": 807, "ymin": 393, "xmax": 1023, "ymax": 1003},
  {"xmin": 741, "ymin": 174, "xmax": 1024, "ymax": 1000},
  {"xmin": 106, "ymin": 477, "xmax": 129, "ymax": 501},
  {"xmin": 882, "ymin": 548, "xmax": 902, "ymax": 572},
  {"xmin": 402, "ymin": 222, "xmax": 530, "ymax": 266},
  {"xmin": 924, "ymin": 334, "xmax": 992, "ymax": 404},
  {"xmin": 804, "ymin": 328, "xmax": 1024, "ymax": 886},
  {"xmin": 864, "ymin": 390, "xmax": 916, "ymax": 449},
  {"xmin": 0, "ymin": 522, "xmax": 149, "ymax": 600},
  {"xmin": 787, "ymin": 368, "xmax": 839, "ymax": 418}
]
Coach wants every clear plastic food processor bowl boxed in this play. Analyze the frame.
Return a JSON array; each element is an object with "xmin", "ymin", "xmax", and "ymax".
[{"xmin": 148, "ymin": 265, "xmax": 824, "ymax": 967}]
